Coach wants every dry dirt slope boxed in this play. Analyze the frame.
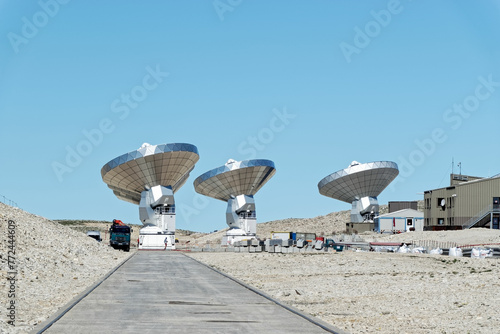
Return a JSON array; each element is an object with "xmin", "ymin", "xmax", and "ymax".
[
  {"xmin": 188, "ymin": 208, "xmax": 354, "ymax": 245},
  {"xmin": 0, "ymin": 203, "xmax": 131, "ymax": 333},
  {"xmin": 56, "ymin": 220, "xmax": 196, "ymax": 247},
  {"xmin": 1, "ymin": 201, "xmax": 498, "ymax": 333},
  {"xmin": 188, "ymin": 203, "xmax": 428, "ymax": 246}
]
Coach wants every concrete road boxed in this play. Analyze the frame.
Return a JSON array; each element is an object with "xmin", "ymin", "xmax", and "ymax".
[{"xmin": 40, "ymin": 252, "xmax": 343, "ymax": 334}]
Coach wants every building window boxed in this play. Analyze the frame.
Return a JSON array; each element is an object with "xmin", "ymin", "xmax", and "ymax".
[
  {"xmin": 407, "ymin": 218, "xmax": 413, "ymax": 226},
  {"xmin": 438, "ymin": 218, "xmax": 444, "ymax": 225},
  {"xmin": 437, "ymin": 198, "xmax": 446, "ymax": 211},
  {"xmin": 155, "ymin": 206, "xmax": 175, "ymax": 214}
]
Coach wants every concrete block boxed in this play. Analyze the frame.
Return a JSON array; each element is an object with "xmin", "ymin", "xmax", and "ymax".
[
  {"xmin": 251, "ymin": 239, "xmax": 260, "ymax": 246},
  {"xmin": 296, "ymin": 239, "xmax": 308, "ymax": 248},
  {"xmin": 270, "ymin": 239, "xmax": 281, "ymax": 246},
  {"xmin": 314, "ymin": 240, "xmax": 324, "ymax": 250}
]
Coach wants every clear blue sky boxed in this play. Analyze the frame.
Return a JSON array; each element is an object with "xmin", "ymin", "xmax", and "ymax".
[{"xmin": 1, "ymin": 0, "xmax": 499, "ymax": 232}]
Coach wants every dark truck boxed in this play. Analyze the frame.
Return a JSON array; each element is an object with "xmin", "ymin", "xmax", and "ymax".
[{"xmin": 109, "ymin": 219, "xmax": 131, "ymax": 252}]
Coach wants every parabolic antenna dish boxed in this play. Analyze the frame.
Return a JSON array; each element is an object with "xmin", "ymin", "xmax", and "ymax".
[
  {"xmin": 318, "ymin": 161, "xmax": 399, "ymax": 203},
  {"xmin": 101, "ymin": 143, "xmax": 199, "ymax": 205},
  {"xmin": 193, "ymin": 159, "xmax": 276, "ymax": 202}
]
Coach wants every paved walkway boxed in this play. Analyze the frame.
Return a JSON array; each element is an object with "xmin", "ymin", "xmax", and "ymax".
[{"xmin": 40, "ymin": 252, "xmax": 343, "ymax": 334}]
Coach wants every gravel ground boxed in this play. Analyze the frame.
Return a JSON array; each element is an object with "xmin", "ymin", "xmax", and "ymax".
[
  {"xmin": 0, "ymin": 203, "xmax": 132, "ymax": 333},
  {"xmin": 362, "ymin": 229, "xmax": 500, "ymax": 247},
  {"xmin": 188, "ymin": 235, "xmax": 500, "ymax": 334},
  {"xmin": 2, "ymin": 200, "xmax": 499, "ymax": 333}
]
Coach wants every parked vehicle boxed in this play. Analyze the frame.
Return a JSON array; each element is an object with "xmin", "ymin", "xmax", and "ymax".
[
  {"xmin": 86, "ymin": 230, "xmax": 102, "ymax": 242},
  {"xmin": 109, "ymin": 219, "xmax": 131, "ymax": 252}
]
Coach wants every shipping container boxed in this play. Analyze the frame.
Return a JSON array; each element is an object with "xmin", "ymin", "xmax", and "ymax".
[
  {"xmin": 305, "ymin": 233, "xmax": 316, "ymax": 242},
  {"xmin": 271, "ymin": 231, "xmax": 291, "ymax": 240},
  {"xmin": 295, "ymin": 232, "xmax": 316, "ymax": 242}
]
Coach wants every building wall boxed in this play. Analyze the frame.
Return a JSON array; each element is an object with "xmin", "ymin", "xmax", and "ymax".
[
  {"xmin": 379, "ymin": 217, "xmax": 404, "ymax": 233},
  {"xmin": 388, "ymin": 201, "xmax": 418, "ymax": 213},
  {"xmin": 377, "ymin": 217, "xmax": 424, "ymax": 233},
  {"xmin": 424, "ymin": 177, "xmax": 500, "ymax": 227}
]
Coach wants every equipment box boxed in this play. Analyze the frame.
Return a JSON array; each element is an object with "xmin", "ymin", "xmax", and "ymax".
[{"xmin": 333, "ymin": 244, "xmax": 344, "ymax": 252}]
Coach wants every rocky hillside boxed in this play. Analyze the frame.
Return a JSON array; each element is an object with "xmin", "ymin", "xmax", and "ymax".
[
  {"xmin": 186, "ymin": 202, "xmax": 426, "ymax": 246},
  {"xmin": 55, "ymin": 219, "xmax": 141, "ymax": 247},
  {"xmin": 0, "ymin": 203, "xmax": 132, "ymax": 333},
  {"xmin": 187, "ymin": 208, "xmax": 356, "ymax": 246},
  {"xmin": 55, "ymin": 220, "xmax": 198, "ymax": 247},
  {"xmin": 0, "ymin": 200, "xmax": 422, "ymax": 332}
]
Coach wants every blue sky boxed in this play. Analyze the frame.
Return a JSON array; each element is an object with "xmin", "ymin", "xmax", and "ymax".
[{"xmin": 1, "ymin": 0, "xmax": 500, "ymax": 232}]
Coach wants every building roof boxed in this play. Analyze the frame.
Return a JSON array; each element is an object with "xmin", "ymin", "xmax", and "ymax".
[
  {"xmin": 193, "ymin": 159, "xmax": 276, "ymax": 202},
  {"xmin": 425, "ymin": 172, "xmax": 500, "ymax": 193},
  {"xmin": 101, "ymin": 143, "xmax": 199, "ymax": 204},
  {"xmin": 318, "ymin": 161, "xmax": 399, "ymax": 203},
  {"xmin": 376, "ymin": 208, "xmax": 424, "ymax": 219}
]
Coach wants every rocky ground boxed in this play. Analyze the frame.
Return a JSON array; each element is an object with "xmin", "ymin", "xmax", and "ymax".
[
  {"xmin": 186, "ymin": 203, "xmax": 431, "ymax": 247},
  {"xmin": 2, "ymin": 200, "xmax": 499, "ymax": 334},
  {"xmin": 188, "ymin": 233, "xmax": 500, "ymax": 334},
  {"xmin": 183, "ymin": 209, "xmax": 353, "ymax": 247},
  {"xmin": 55, "ymin": 219, "xmax": 142, "ymax": 248},
  {"xmin": 0, "ymin": 203, "xmax": 132, "ymax": 333},
  {"xmin": 362, "ymin": 229, "xmax": 500, "ymax": 247}
]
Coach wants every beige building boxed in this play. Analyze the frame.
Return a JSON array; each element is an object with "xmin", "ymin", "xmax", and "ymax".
[
  {"xmin": 376, "ymin": 208, "xmax": 424, "ymax": 233},
  {"xmin": 423, "ymin": 173, "xmax": 500, "ymax": 229}
]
